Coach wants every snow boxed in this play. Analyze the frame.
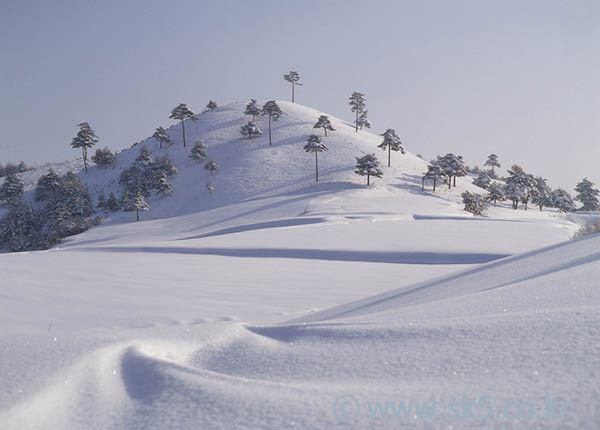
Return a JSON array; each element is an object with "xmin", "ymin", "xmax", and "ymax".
[{"xmin": 1, "ymin": 100, "xmax": 598, "ymax": 429}]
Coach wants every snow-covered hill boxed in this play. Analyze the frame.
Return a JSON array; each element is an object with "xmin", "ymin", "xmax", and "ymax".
[{"xmin": 1, "ymin": 100, "xmax": 598, "ymax": 429}]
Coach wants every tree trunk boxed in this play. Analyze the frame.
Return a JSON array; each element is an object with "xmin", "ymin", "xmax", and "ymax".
[
  {"xmin": 367, "ymin": 173, "xmax": 370, "ymax": 186},
  {"xmin": 355, "ymin": 111, "xmax": 359, "ymax": 132},
  {"xmin": 448, "ymin": 178, "xmax": 451, "ymax": 189},
  {"xmin": 292, "ymin": 83, "xmax": 295, "ymax": 103},
  {"xmin": 422, "ymin": 178, "xmax": 424, "ymax": 191},
  {"xmin": 324, "ymin": 127, "xmax": 327, "ymax": 136},
  {"xmin": 453, "ymin": 176, "xmax": 456, "ymax": 187},
  {"xmin": 136, "ymin": 208, "xmax": 139, "ymax": 221},
  {"xmin": 181, "ymin": 119, "xmax": 187, "ymax": 147},
  {"xmin": 388, "ymin": 146, "xmax": 391, "ymax": 167},
  {"xmin": 433, "ymin": 178, "xmax": 436, "ymax": 191},
  {"xmin": 315, "ymin": 152, "xmax": 318, "ymax": 182},
  {"xmin": 82, "ymin": 147, "xmax": 88, "ymax": 173},
  {"xmin": 268, "ymin": 115, "xmax": 272, "ymax": 146}
]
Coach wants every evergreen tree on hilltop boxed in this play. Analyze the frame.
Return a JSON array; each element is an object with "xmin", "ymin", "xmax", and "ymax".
[
  {"xmin": 348, "ymin": 92, "xmax": 367, "ymax": 132},
  {"xmin": 531, "ymin": 176, "xmax": 552, "ymax": 211},
  {"xmin": 303, "ymin": 135, "xmax": 328, "ymax": 182},
  {"xmin": 206, "ymin": 100, "xmax": 218, "ymax": 112},
  {"xmin": 485, "ymin": 182, "xmax": 505, "ymax": 207},
  {"xmin": 244, "ymin": 99, "xmax": 262, "ymax": 120},
  {"xmin": 356, "ymin": 110, "xmax": 372, "ymax": 130},
  {"xmin": 152, "ymin": 126, "xmax": 171, "ymax": 149},
  {"xmin": 551, "ymin": 188, "xmax": 574, "ymax": 213},
  {"xmin": 473, "ymin": 172, "xmax": 491, "ymax": 190},
  {"xmin": 484, "ymin": 154, "xmax": 501, "ymax": 175},
  {"xmin": 204, "ymin": 160, "xmax": 219, "ymax": 176},
  {"xmin": 170, "ymin": 103, "xmax": 195, "ymax": 147},
  {"xmin": 355, "ymin": 153, "xmax": 383, "ymax": 186},
  {"xmin": 189, "ymin": 139, "xmax": 208, "ymax": 162},
  {"xmin": 0, "ymin": 173, "xmax": 24, "ymax": 207},
  {"xmin": 575, "ymin": 178, "xmax": 600, "ymax": 211},
  {"xmin": 91, "ymin": 147, "xmax": 116, "ymax": 168},
  {"xmin": 240, "ymin": 121, "xmax": 263, "ymax": 140},
  {"xmin": 377, "ymin": 129, "xmax": 405, "ymax": 167},
  {"xmin": 262, "ymin": 100, "xmax": 283, "ymax": 146},
  {"xmin": 422, "ymin": 164, "xmax": 446, "ymax": 192},
  {"xmin": 71, "ymin": 122, "xmax": 98, "ymax": 173},
  {"xmin": 283, "ymin": 71, "xmax": 302, "ymax": 102},
  {"xmin": 313, "ymin": 115, "xmax": 335, "ymax": 137}
]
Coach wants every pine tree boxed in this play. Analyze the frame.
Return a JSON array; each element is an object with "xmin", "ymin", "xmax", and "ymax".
[
  {"xmin": 170, "ymin": 103, "xmax": 195, "ymax": 147},
  {"xmin": 244, "ymin": 99, "xmax": 262, "ymax": 120},
  {"xmin": 133, "ymin": 191, "xmax": 149, "ymax": 221},
  {"xmin": 422, "ymin": 164, "xmax": 446, "ymax": 191},
  {"xmin": 152, "ymin": 126, "xmax": 170, "ymax": 149},
  {"xmin": 96, "ymin": 190, "xmax": 107, "ymax": 213},
  {"xmin": 283, "ymin": 71, "xmax": 301, "ymax": 102},
  {"xmin": 91, "ymin": 147, "xmax": 116, "ymax": 168},
  {"xmin": 106, "ymin": 192, "xmax": 120, "ymax": 212},
  {"xmin": 356, "ymin": 110, "xmax": 372, "ymax": 130},
  {"xmin": 551, "ymin": 188, "xmax": 574, "ymax": 213},
  {"xmin": 531, "ymin": 176, "xmax": 552, "ymax": 211},
  {"xmin": 35, "ymin": 169, "xmax": 62, "ymax": 202},
  {"xmin": 154, "ymin": 172, "xmax": 173, "ymax": 196},
  {"xmin": 204, "ymin": 160, "xmax": 219, "ymax": 175},
  {"xmin": 348, "ymin": 92, "xmax": 367, "ymax": 132},
  {"xmin": 484, "ymin": 154, "xmax": 501, "ymax": 175},
  {"xmin": 262, "ymin": 100, "xmax": 283, "ymax": 146},
  {"xmin": 485, "ymin": 182, "xmax": 505, "ymax": 207},
  {"xmin": 437, "ymin": 153, "xmax": 466, "ymax": 188},
  {"xmin": 135, "ymin": 148, "xmax": 154, "ymax": 172},
  {"xmin": 240, "ymin": 121, "xmax": 263, "ymax": 139},
  {"xmin": 189, "ymin": 139, "xmax": 208, "ymax": 162},
  {"xmin": 0, "ymin": 174, "xmax": 24, "ymax": 206},
  {"xmin": 355, "ymin": 153, "xmax": 383, "ymax": 186},
  {"xmin": 313, "ymin": 115, "xmax": 335, "ymax": 137},
  {"xmin": 0, "ymin": 200, "xmax": 38, "ymax": 251},
  {"xmin": 71, "ymin": 122, "xmax": 98, "ymax": 173},
  {"xmin": 504, "ymin": 165, "xmax": 533, "ymax": 209},
  {"xmin": 574, "ymin": 178, "xmax": 600, "ymax": 211},
  {"xmin": 473, "ymin": 173, "xmax": 491, "ymax": 190},
  {"xmin": 206, "ymin": 100, "xmax": 218, "ymax": 112},
  {"xmin": 377, "ymin": 129, "xmax": 405, "ymax": 167},
  {"xmin": 462, "ymin": 191, "xmax": 487, "ymax": 216},
  {"xmin": 303, "ymin": 135, "xmax": 328, "ymax": 182}
]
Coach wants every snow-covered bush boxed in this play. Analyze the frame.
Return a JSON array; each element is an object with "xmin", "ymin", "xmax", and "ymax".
[
  {"xmin": 462, "ymin": 191, "xmax": 487, "ymax": 216},
  {"xmin": 91, "ymin": 147, "xmax": 116, "ymax": 168}
]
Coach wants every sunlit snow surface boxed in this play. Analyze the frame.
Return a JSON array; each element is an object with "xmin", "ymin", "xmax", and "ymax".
[{"xmin": 1, "ymin": 102, "xmax": 598, "ymax": 429}]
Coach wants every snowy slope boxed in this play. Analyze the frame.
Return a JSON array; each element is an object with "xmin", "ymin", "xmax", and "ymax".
[{"xmin": 1, "ymin": 100, "xmax": 597, "ymax": 429}]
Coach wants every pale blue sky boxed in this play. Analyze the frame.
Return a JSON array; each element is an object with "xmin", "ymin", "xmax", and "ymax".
[{"xmin": 1, "ymin": 0, "xmax": 599, "ymax": 188}]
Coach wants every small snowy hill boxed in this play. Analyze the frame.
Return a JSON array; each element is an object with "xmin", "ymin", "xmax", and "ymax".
[{"xmin": 78, "ymin": 100, "xmax": 435, "ymax": 220}]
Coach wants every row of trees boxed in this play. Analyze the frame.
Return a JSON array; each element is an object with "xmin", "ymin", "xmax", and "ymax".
[
  {"xmin": 0, "ymin": 161, "xmax": 31, "ymax": 178},
  {"xmin": 0, "ymin": 170, "xmax": 96, "ymax": 251}
]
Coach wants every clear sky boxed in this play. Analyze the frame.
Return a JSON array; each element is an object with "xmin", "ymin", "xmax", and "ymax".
[{"xmin": 1, "ymin": 0, "xmax": 599, "ymax": 189}]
